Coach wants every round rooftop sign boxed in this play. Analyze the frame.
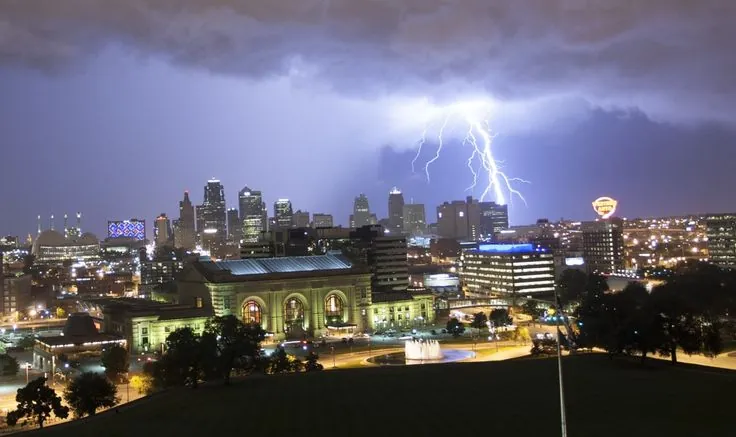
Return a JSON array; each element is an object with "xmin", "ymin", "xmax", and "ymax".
[{"xmin": 592, "ymin": 196, "xmax": 618, "ymax": 219}]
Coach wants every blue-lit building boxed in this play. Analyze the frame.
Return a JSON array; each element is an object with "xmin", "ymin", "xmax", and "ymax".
[{"xmin": 460, "ymin": 243, "xmax": 555, "ymax": 297}]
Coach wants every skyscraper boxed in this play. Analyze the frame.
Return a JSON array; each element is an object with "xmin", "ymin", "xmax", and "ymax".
[
  {"xmin": 479, "ymin": 201, "xmax": 509, "ymax": 237},
  {"xmin": 351, "ymin": 194, "xmax": 372, "ymax": 228},
  {"xmin": 388, "ymin": 187, "xmax": 405, "ymax": 235},
  {"xmin": 291, "ymin": 210, "xmax": 310, "ymax": 228},
  {"xmin": 437, "ymin": 196, "xmax": 481, "ymax": 241},
  {"xmin": 403, "ymin": 203, "xmax": 426, "ymax": 236},
  {"xmin": 312, "ymin": 213, "xmax": 334, "ymax": 228},
  {"xmin": 227, "ymin": 208, "xmax": 240, "ymax": 241},
  {"xmin": 705, "ymin": 213, "xmax": 736, "ymax": 268},
  {"xmin": 274, "ymin": 199, "xmax": 293, "ymax": 230},
  {"xmin": 154, "ymin": 213, "xmax": 172, "ymax": 247},
  {"xmin": 199, "ymin": 178, "xmax": 227, "ymax": 245},
  {"xmin": 239, "ymin": 187, "xmax": 266, "ymax": 243},
  {"xmin": 175, "ymin": 191, "xmax": 196, "ymax": 250},
  {"xmin": 349, "ymin": 225, "xmax": 409, "ymax": 293}
]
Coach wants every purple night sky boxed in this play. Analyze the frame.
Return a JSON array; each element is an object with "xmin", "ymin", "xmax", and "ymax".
[{"xmin": 1, "ymin": 1, "xmax": 735, "ymax": 238}]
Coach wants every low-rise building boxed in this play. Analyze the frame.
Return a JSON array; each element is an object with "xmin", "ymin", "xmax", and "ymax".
[
  {"xmin": 99, "ymin": 298, "xmax": 211, "ymax": 355},
  {"xmin": 177, "ymin": 253, "xmax": 437, "ymax": 339},
  {"xmin": 33, "ymin": 312, "xmax": 125, "ymax": 372}
]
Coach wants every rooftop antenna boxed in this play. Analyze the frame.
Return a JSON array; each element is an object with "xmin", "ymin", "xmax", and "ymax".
[
  {"xmin": 50, "ymin": 214, "xmax": 55, "ymax": 231},
  {"xmin": 64, "ymin": 214, "xmax": 69, "ymax": 238},
  {"xmin": 76, "ymin": 212, "xmax": 82, "ymax": 233},
  {"xmin": 37, "ymin": 215, "xmax": 41, "ymax": 234}
]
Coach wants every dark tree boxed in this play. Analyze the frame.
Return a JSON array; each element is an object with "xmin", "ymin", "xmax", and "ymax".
[
  {"xmin": 6, "ymin": 377, "xmax": 69, "ymax": 428},
  {"xmin": 304, "ymin": 352, "xmax": 324, "ymax": 372},
  {"xmin": 522, "ymin": 300, "xmax": 542, "ymax": 320},
  {"xmin": 0, "ymin": 354, "xmax": 19, "ymax": 376},
  {"xmin": 490, "ymin": 308, "xmax": 512, "ymax": 327},
  {"xmin": 268, "ymin": 347, "xmax": 303, "ymax": 374},
  {"xmin": 557, "ymin": 269, "xmax": 588, "ymax": 305},
  {"xmin": 204, "ymin": 315, "xmax": 266, "ymax": 384},
  {"xmin": 63, "ymin": 372, "xmax": 118, "ymax": 418},
  {"xmin": 101, "ymin": 344, "xmax": 129, "ymax": 381},
  {"xmin": 446, "ymin": 318, "xmax": 465, "ymax": 338},
  {"xmin": 470, "ymin": 312, "xmax": 488, "ymax": 335},
  {"xmin": 651, "ymin": 279, "xmax": 723, "ymax": 364},
  {"xmin": 17, "ymin": 336, "xmax": 36, "ymax": 350},
  {"xmin": 164, "ymin": 327, "xmax": 210, "ymax": 388}
]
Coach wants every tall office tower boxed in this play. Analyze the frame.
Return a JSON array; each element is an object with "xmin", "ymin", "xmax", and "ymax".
[
  {"xmin": 175, "ymin": 191, "xmax": 196, "ymax": 250},
  {"xmin": 403, "ymin": 203, "xmax": 426, "ymax": 236},
  {"xmin": 226, "ymin": 208, "xmax": 240, "ymax": 241},
  {"xmin": 274, "ymin": 199, "xmax": 293, "ymax": 230},
  {"xmin": 312, "ymin": 213, "xmax": 334, "ymax": 228},
  {"xmin": 581, "ymin": 218, "xmax": 624, "ymax": 274},
  {"xmin": 195, "ymin": 205, "xmax": 205, "ymax": 238},
  {"xmin": 351, "ymin": 194, "xmax": 372, "ymax": 228},
  {"xmin": 706, "ymin": 213, "xmax": 736, "ymax": 268},
  {"xmin": 239, "ymin": 187, "xmax": 266, "ymax": 243},
  {"xmin": 349, "ymin": 225, "xmax": 409, "ymax": 293},
  {"xmin": 200, "ymin": 178, "xmax": 227, "ymax": 241},
  {"xmin": 437, "ymin": 196, "xmax": 481, "ymax": 241},
  {"xmin": 479, "ymin": 201, "xmax": 509, "ymax": 238},
  {"xmin": 388, "ymin": 188, "xmax": 405, "ymax": 235},
  {"xmin": 291, "ymin": 210, "xmax": 310, "ymax": 228},
  {"xmin": 154, "ymin": 213, "xmax": 172, "ymax": 247}
]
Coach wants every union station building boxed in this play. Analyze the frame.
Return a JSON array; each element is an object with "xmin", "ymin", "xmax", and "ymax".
[{"xmin": 177, "ymin": 253, "xmax": 434, "ymax": 340}]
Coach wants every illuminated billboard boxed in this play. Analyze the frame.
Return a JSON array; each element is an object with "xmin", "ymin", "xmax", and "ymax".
[
  {"xmin": 108, "ymin": 220, "xmax": 146, "ymax": 241},
  {"xmin": 592, "ymin": 197, "xmax": 618, "ymax": 219}
]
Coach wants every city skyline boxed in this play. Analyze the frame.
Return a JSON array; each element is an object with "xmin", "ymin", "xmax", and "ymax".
[{"xmin": 1, "ymin": 2, "xmax": 735, "ymax": 237}]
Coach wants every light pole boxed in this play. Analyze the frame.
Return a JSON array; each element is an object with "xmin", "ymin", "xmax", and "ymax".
[
  {"xmin": 331, "ymin": 345, "xmax": 336, "ymax": 368},
  {"xmin": 554, "ymin": 290, "xmax": 568, "ymax": 437},
  {"xmin": 25, "ymin": 363, "xmax": 30, "ymax": 384}
]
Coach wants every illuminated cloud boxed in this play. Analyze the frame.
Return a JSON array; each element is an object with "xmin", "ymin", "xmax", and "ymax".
[{"xmin": 0, "ymin": 0, "xmax": 734, "ymax": 126}]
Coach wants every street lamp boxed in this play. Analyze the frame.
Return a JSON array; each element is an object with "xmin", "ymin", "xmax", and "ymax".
[{"xmin": 330, "ymin": 345, "xmax": 336, "ymax": 368}]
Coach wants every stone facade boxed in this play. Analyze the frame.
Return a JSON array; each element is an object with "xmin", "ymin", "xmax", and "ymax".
[{"xmin": 177, "ymin": 263, "xmax": 372, "ymax": 340}]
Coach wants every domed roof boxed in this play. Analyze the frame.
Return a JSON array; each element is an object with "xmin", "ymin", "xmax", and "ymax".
[
  {"xmin": 77, "ymin": 232, "xmax": 99, "ymax": 245},
  {"xmin": 33, "ymin": 229, "xmax": 66, "ymax": 252}
]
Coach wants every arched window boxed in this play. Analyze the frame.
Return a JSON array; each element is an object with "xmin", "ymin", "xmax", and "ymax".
[
  {"xmin": 325, "ymin": 294, "xmax": 344, "ymax": 323},
  {"xmin": 243, "ymin": 300, "xmax": 262, "ymax": 325},
  {"xmin": 284, "ymin": 298, "xmax": 304, "ymax": 331}
]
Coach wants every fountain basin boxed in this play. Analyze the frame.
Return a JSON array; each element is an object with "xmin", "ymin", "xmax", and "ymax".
[{"xmin": 367, "ymin": 349, "xmax": 474, "ymax": 366}]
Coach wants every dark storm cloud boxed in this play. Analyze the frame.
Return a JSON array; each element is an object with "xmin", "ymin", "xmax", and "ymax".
[{"xmin": 1, "ymin": 0, "xmax": 734, "ymax": 123}]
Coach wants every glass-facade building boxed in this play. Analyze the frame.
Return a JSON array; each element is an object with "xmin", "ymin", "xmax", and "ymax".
[{"xmin": 460, "ymin": 243, "xmax": 555, "ymax": 296}]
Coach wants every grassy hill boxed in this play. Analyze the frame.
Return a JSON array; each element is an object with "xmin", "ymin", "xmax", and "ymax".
[{"xmin": 28, "ymin": 354, "xmax": 735, "ymax": 437}]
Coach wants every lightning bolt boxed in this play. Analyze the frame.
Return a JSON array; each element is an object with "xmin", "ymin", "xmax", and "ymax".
[
  {"xmin": 412, "ymin": 100, "xmax": 529, "ymax": 206},
  {"xmin": 411, "ymin": 125, "xmax": 428, "ymax": 174},
  {"xmin": 423, "ymin": 114, "xmax": 452, "ymax": 184}
]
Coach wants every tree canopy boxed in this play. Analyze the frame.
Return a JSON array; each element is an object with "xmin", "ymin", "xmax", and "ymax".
[
  {"xmin": 6, "ymin": 377, "xmax": 69, "ymax": 428},
  {"xmin": 446, "ymin": 318, "xmax": 465, "ymax": 338},
  {"xmin": 470, "ymin": 312, "xmax": 488, "ymax": 333},
  {"xmin": 101, "ymin": 344, "xmax": 129, "ymax": 381},
  {"xmin": 575, "ymin": 265, "xmax": 730, "ymax": 364},
  {"xmin": 204, "ymin": 315, "xmax": 266, "ymax": 384},
  {"xmin": 63, "ymin": 372, "xmax": 118, "ymax": 418}
]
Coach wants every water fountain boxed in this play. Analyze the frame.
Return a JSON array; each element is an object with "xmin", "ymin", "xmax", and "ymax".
[
  {"xmin": 405, "ymin": 339, "xmax": 443, "ymax": 361},
  {"xmin": 367, "ymin": 337, "xmax": 472, "ymax": 366}
]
